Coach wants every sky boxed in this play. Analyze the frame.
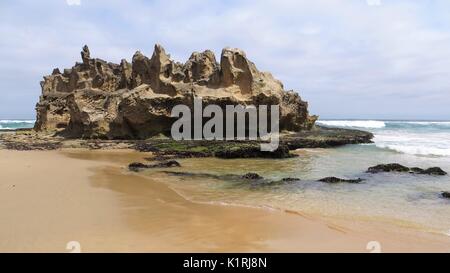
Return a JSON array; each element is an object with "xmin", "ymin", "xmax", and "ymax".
[{"xmin": 1, "ymin": 0, "xmax": 450, "ymax": 120}]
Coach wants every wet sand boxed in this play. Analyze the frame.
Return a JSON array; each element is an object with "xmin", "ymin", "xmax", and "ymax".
[{"xmin": 0, "ymin": 149, "xmax": 449, "ymax": 252}]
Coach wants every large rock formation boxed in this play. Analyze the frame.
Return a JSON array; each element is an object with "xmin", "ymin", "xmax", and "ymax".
[{"xmin": 35, "ymin": 44, "xmax": 317, "ymax": 139}]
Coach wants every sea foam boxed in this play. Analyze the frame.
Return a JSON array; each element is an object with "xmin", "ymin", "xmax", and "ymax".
[
  {"xmin": 318, "ymin": 120, "xmax": 450, "ymax": 157},
  {"xmin": 375, "ymin": 143, "xmax": 450, "ymax": 157},
  {"xmin": 373, "ymin": 131, "xmax": 450, "ymax": 157},
  {"xmin": 0, "ymin": 120, "xmax": 35, "ymax": 130},
  {"xmin": 316, "ymin": 120, "xmax": 386, "ymax": 129}
]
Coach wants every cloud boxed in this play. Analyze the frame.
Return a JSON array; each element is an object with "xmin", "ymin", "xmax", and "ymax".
[
  {"xmin": 66, "ymin": 0, "xmax": 81, "ymax": 6},
  {"xmin": 366, "ymin": 0, "xmax": 381, "ymax": 6}
]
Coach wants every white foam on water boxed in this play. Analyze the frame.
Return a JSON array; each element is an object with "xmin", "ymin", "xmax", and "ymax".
[
  {"xmin": 376, "ymin": 143, "xmax": 450, "ymax": 157},
  {"xmin": 374, "ymin": 131, "xmax": 450, "ymax": 157},
  {"xmin": 318, "ymin": 120, "xmax": 450, "ymax": 157},
  {"xmin": 0, "ymin": 119, "xmax": 35, "ymax": 130},
  {"xmin": 317, "ymin": 120, "xmax": 386, "ymax": 129}
]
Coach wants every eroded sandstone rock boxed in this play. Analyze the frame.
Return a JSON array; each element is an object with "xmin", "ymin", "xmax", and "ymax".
[{"xmin": 35, "ymin": 44, "xmax": 317, "ymax": 139}]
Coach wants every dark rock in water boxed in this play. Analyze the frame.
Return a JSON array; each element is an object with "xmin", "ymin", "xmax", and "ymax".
[
  {"xmin": 367, "ymin": 163, "xmax": 410, "ymax": 174},
  {"xmin": 441, "ymin": 191, "xmax": 450, "ymax": 199},
  {"xmin": 281, "ymin": 126, "xmax": 373, "ymax": 149},
  {"xmin": 215, "ymin": 143, "xmax": 294, "ymax": 159},
  {"xmin": 154, "ymin": 160, "xmax": 181, "ymax": 168},
  {"xmin": 135, "ymin": 139, "xmax": 296, "ymax": 159},
  {"xmin": 163, "ymin": 171, "xmax": 301, "ymax": 188},
  {"xmin": 418, "ymin": 167, "xmax": 447, "ymax": 176},
  {"xmin": 318, "ymin": 177, "xmax": 363, "ymax": 184},
  {"xmin": 241, "ymin": 173, "xmax": 263, "ymax": 180},
  {"xmin": 128, "ymin": 162, "xmax": 148, "ymax": 171},
  {"xmin": 128, "ymin": 160, "xmax": 181, "ymax": 171},
  {"xmin": 367, "ymin": 163, "xmax": 447, "ymax": 176},
  {"xmin": 281, "ymin": 177, "xmax": 301, "ymax": 182},
  {"xmin": 409, "ymin": 167, "xmax": 425, "ymax": 173}
]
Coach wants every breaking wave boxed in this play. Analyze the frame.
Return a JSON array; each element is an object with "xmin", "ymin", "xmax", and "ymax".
[
  {"xmin": 375, "ymin": 143, "xmax": 450, "ymax": 157},
  {"xmin": 0, "ymin": 120, "xmax": 35, "ymax": 130},
  {"xmin": 318, "ymin": 119, "xmax": 450, "ymax": 157},
  {"xmin": 373, "ymin": 131, "xmax": 450, "ymax": 157},
  {"xmin": 316, "ymin": 120, "xmax": 386, "ymax": 129}
]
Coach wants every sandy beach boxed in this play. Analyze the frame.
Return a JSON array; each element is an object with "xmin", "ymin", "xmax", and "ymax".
[{"xmin": 0, "ymin": 149, "xmax": 448, "ymax": 253}]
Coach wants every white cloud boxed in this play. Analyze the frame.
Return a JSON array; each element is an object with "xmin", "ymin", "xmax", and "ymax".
[
  {"xmin": 366, "ymin": 0, "xmax": 381, "ymax": 6},
  {"xmin": 66, "ymin": 0, "xmax": 81, "ymax": 6}
]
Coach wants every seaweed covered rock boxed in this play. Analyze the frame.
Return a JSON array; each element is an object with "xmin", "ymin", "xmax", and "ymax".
[
  {"xmin": 318, "ymin": 177, "xmax": 363, "ymax": 184},
  {"xmin": 134, "ymin": 139, "xmax": 296, "ymax": 159},
  {"xmin": 367, "ymin": 164, "xmax": 447, "ymax": 176},
  {"xmin": 241, "ymin": 173, "xmax": 264, "ymax": 180},
  {"xmin": 416, "ymin": 167, "xmax": 447, "ymax": 176},
  {"xmin": 128, "ymin": 160, "xmax": 181, "ymax": 171},
  {"xmin": 367, "ymin": 164, "xmax": 410, "ymax": 174},
  {"xmin": 281, "ymin": 177, "xmax": 301, "ymax": 182},
  {"xmin": 214, "ymin": 143, "xmax": 293, "ymax": 159},
  {"xmin": 281, "ymin": 126, "xmax": 373, "ymax": 148}
]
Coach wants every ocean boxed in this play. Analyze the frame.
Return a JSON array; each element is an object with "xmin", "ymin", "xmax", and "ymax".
[
  {"xmin": 317, "ymin": 120, "xmax": 450, "ymax": 157},
  {"xmin": 2, "ymin": 119, "xmax": 450, "ymax": 235},
  {"xmin": 0, "ymin": 120, "xmax": 35, "ymax": 130},
  {"xmin": 143, "ymin": 120, "xmax": 450, "ymax": 236}
]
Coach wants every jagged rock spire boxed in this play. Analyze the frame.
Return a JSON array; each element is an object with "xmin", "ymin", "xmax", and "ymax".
[
  {"xmin": 34, "ymin": 43, "xmax": 316, "ymax": 136},
  {"xmin": 81, "ymin": 45, "xmax": 90, "ymax": 65}
]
